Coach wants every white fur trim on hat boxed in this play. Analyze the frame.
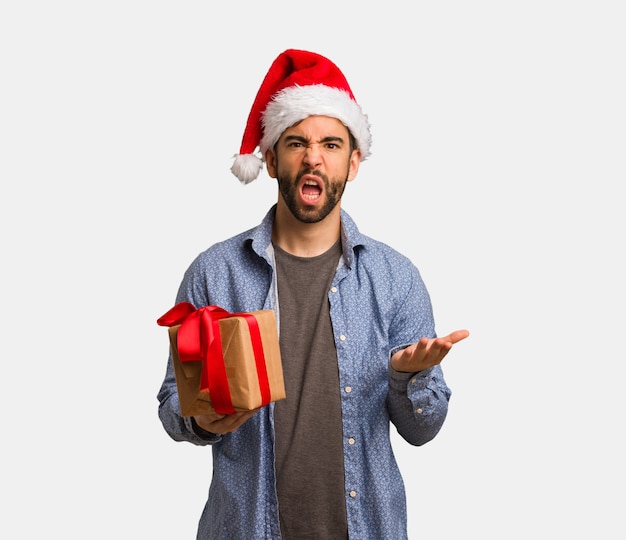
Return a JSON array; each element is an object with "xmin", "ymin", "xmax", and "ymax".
[
  {"xmin": 260, "ymin": 84, "xmax": 372, "ymax": 159},
  {"xmin": 230, "ymin": 153, "xmax": 264, "ymax": 185}
]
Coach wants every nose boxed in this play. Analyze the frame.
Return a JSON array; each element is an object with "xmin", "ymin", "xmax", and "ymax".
[{"xmin": 303, "ymin": 143, "xmax": 323, "ymax": 169}]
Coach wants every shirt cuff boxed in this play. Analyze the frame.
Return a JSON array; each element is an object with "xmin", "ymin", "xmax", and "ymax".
[
  {"xmin": 185, "ymin": 416, "xmax": 221, "ymax": 442},
  {"xmin": 389, "ymin": 363, "xmax": 435, "ymax": 390}
]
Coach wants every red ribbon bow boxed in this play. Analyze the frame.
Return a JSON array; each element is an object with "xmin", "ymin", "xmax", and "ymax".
[{"xmin": 157, "ymin": 302, "xmax": 272, "ymax": 415}]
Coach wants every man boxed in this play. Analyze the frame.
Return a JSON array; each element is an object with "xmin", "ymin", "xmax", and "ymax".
[{"xmin": 157, "ymin": 49, "xmax": 469, "ymax": 539}]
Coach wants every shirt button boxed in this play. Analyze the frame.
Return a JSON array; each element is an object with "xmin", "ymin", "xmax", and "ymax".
[
  {"xmin": 331, "ymin": 286, "xmax": 338, "ymax": 293},
  {"xmin": 340, "ymin": 334, "xmax": 346, "ymax": 341},
  {"xmin": 349, "ymin": 490, "xmax": 357, "ymax": 498},
  {"xmin": 345, "ymin": 386, "xmax": 352, "ymax": 393},
  {"xmin": 348, "ymin": 438, "xmax": 355, "ymax": 445},
  {"xmin": 416, "ymin": 408, "xmax": 423, "ymax": 414}
]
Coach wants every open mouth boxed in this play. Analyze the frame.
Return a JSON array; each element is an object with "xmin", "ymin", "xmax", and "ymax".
[{"xmin": 300, "ymin": 175, "xmax": 323, "ymax": 203}]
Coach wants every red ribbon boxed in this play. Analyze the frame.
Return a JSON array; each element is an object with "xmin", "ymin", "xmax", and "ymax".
[{"xmin": 157, "ymin": 302, "xmax": 272, "ymax": 415}]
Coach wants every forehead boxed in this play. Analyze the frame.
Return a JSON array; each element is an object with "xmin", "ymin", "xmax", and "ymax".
[{"xmin": 282, "ymin": 115, "xmax": 350, "ymax": 139}]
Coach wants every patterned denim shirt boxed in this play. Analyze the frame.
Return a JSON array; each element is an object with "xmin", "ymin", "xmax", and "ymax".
[{"xmin": 157, "ymin": 205, "xmax": 451, "ymax": 539}]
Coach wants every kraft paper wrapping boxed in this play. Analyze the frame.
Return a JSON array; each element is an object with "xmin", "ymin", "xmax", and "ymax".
[{"xmin": 168, "ymin": 310, "xmax": 285, "ymax": 417}]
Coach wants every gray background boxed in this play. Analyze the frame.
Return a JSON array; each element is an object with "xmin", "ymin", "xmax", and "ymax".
[{"xmin": 2, "ymin": 1, "xmax": 624, "ymax": 538}]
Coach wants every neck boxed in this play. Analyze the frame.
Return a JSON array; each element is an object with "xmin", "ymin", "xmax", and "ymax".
[{"xmin": 272, "ymin": 203, "xmax": 341, "ymax": 257}]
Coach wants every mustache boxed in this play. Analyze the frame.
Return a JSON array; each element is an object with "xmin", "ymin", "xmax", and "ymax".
[{"xmin": 297, "ymin": 169, "xmax": 327, "ymax": 182}]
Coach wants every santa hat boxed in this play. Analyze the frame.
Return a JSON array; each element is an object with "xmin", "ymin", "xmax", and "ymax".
[{"xmin": 231, "ymin": 49, "xmax": 372, "ymax": 184}]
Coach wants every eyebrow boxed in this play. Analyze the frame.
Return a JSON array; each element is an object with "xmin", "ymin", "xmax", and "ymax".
[{"xmin": 283, "ymin": 135, "xmax": 345, "ymax": 145}]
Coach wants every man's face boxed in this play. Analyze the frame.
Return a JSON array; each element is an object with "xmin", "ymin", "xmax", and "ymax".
[{"xmin": 265, "ymin": 115, "xmax": 361, "ymax": 224}]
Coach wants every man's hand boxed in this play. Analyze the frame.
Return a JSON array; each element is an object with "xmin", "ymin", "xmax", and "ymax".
[
  {"xmin": 194, "ymin": 409, "xmax": 260, "ymax": 435},
  {"xmin": 390, "ymin": 329, "xmax": 470, "ymax": 373}
]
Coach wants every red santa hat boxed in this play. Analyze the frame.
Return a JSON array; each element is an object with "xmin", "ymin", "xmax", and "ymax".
[{"xmin": 231, "ymin": 49, "xmax": 372, "ymax": 184}]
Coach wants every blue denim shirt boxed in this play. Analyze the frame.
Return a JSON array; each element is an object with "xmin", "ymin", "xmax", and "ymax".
[{"xmin": 157, "ymin": 206, "xmax": 451, "ymax": 539}]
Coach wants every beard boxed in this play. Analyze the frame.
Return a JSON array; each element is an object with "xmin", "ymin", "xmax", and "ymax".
[{"xmin": 276, "ymin": 167, "xmax": 349, "ymax": 224}]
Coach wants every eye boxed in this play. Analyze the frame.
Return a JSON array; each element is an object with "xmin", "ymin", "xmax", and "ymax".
[{"xmin": 287, "ymin": 141, "xmax": 305, "ymax": 148}]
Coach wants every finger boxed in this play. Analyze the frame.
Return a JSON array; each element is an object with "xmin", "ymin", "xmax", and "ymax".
[
  {"xmin": 202, "ymin": 413, "xmax": 226, "ymax": 423},
  {"xmin": 427, "ymin": 338, "xmax": 452, "ymax": 364},
  {"xmin": 217, "ymin": 409, "xmax": 258, "ymax": 432},
  {"xmin": 412, "ymin": 337, "xmax": 430, "ymax": 355},
  {"xmin": 445, "ymin": 329, "xmax": 470, "ymax": 344}
]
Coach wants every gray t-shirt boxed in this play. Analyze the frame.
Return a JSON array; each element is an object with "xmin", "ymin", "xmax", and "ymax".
[{"xmin": 273, "ymin": 240, "xmax": 348, "ymax": 539}]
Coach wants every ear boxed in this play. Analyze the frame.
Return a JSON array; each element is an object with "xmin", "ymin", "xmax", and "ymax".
[
  {"xmin": 347, "ymin": 148, "xmax": 361, "ymax": 182},
  {"xmin": 264, "ymin": 148, "xmax": 278, "ymax": 179}
]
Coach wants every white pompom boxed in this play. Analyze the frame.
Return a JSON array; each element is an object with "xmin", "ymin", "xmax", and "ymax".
[{"xmin": 230, "ymin": 154, "xmax": 263, "ymax": 184}]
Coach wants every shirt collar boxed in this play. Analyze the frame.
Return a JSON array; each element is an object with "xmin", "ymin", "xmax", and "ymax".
[{"xmin": 245, "ymin": 204, "xmax": 367, "ymax": 268}]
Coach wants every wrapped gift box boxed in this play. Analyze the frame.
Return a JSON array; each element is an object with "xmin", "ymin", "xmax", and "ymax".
[{"xmin": 159, "ymin": 303, "xmax": 285, "ymax": 417}]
